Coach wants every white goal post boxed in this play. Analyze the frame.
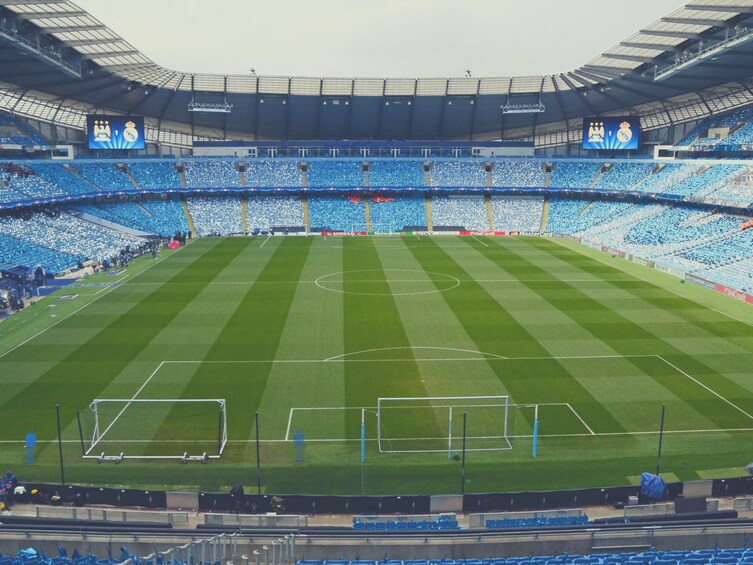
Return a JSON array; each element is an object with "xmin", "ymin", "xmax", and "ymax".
[
  {"xmin": 376, "ymin": 395, "xmax": 511, "ymax": 455},
  {"xmin": 81, "ymin": 398, "xmax": 228, "ymax": 461}
]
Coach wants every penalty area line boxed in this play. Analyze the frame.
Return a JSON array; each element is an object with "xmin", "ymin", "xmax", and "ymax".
[{"xmin": 657, "ymin": 355, "xmax": 753, "ymax": 422}]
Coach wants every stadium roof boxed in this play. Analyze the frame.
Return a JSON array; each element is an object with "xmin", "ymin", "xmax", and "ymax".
[{"xmin": 0, "ymin": 0, "xmax": 753, "ymax": 145}]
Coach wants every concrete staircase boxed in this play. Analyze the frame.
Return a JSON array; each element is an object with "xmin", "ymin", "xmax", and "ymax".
[
  {"xmin": 364, "ymin": 199, "xmax": 372, "ymax": 233},
  {"xmin": 181, "ymin": 199, "xmax": 197, "ymax": 236},
  {"xmin": 302, "ymin": 197, "xmax": 311, "ymax": 232},
  {"xmin": 485, "ymin": 195, "xmax": 494, "ymax": 232},
  {"xmin": 540, "ymin": 195, "xmax": 550, "ymax": 232},
  {"xmin": 241, "ymin": 196, "xmax": 248, "ymax": 234}
]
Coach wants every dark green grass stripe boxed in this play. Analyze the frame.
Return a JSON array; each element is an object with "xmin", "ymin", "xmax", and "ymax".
[
  {"xmin": 0, "ymin": 238, "xmax": 247, "ymax": 438},
  {"xmin": 520, "ymin": 237, "xmax": 753, "ymax": 419},
  {"xmin": 148, "ymin": 237, "xmax": 315, "ymax": 446},
  {"xmin": 342, "ymin": 238, "xmax": 438, "ymax": 442},
  {"xmin": 524, "ymin": 237, "xmax": 753, "ymax": 348},
  {"xmin": 409, "ymin": 238, "xmax": 629, "ymax": 434},
  {"xmin": 477, "ymin": 236, "xmax": 753, "ymax": 430}
]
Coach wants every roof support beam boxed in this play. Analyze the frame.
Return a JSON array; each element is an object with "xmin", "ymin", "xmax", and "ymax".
[
  {"xmin": 60, "ymin": 38, "xmax": 122, "ymax": 47},
  {"xmin": 580, "ymin": 65, "xmax": 631, "ymax": 78},
  {"xmin": 688, "ymin": 5, "xmax": 753, "ymax": 13},
  {"xmin": 602, "ymin": 53, "xmax": 659, "ymax": 64},
  {"xmin": 620, "ymin": 41, "xmax": 681, "ymax": 52},
  {"xmin": 0, "ymin": 0, "xmax": 65, "ymax": 4},
  {"xmin": 40, "ymin": 24, "xmax": 106, "ymax": 33},
  {"xmin": 661, "ymin": 16, "xmax": 727, "ymax": 26},
  {"xmin": 639, "ymin": 29, "xmax": 703, "ymax": 39},
  {"xmin": 80, "ymin": 50, "xmax": 139, "ymax": 60},
  {"xmin": 15, "ymin": 11, "xmax": 87, "ymax": 20}
]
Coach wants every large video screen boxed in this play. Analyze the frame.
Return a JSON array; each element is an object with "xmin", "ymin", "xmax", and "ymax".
[
  {"xmin": 582, "ymin": 116, "xmax": 639, "ymax": 150},
  {"xmin": 86, "ymin": 115, "xmax": 145, "ymax": 150}
]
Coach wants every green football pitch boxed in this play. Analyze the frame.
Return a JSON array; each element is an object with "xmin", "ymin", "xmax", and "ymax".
[{"xmin": 2, "ymin": 235, "xmax": 753, "ymax": 495}]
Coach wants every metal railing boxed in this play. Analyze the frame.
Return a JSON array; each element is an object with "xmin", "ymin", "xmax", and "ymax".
[{"xmin": 35, "ymin": 505, "xmax": 190, "ymax": 526}]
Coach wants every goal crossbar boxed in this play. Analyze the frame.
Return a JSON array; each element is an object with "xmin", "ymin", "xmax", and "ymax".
[
  {"xmin": 377, "ymin": 395, "xmax": 511, "ymax": 454},
  {"xmin": 82, "ymin": 398, "xmax": 228, "ymax": 461}
]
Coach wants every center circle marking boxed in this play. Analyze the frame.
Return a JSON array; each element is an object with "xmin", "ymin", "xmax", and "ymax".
[{"xmin": 314, "ymin": 269, "xmax": 460, "ymax": 296}]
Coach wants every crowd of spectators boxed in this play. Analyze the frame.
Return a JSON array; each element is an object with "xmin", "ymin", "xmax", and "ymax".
[
  {"xmin": 492, "ymin": 197, "xmax": 543, "ymax": 232},
  {"xmin": 431, "ymin": 196, "xmax": 488, "ymax": 231}
]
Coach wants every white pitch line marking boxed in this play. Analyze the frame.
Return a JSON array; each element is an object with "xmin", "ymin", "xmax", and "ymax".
[
  {"xmin": 548, "ymin": 237, "xmax": 753, "ymax": 328},
  {"xmin": 566, "ymin": 402, "xmax": 596, "ymax": 435},
  {"xmin": 160, "ymin": 353, "xmax": 660, "ymax": 365},
  {"xmin": 324, "ymin": 346, "xmax": 508, "ymax": 362},
  {"xmin": 4, "ymin": 425, "xmax": 753, "ymax": 445},
  {"xmin": 657, "ymin": 355, "xmax": 753, "ymax": 421},
  {"xmin": 0, "ymin": 245, "xmax": 180, "ymax": 361},
  {"xmin": 472, "ymin": 236, "xmax": 489, "ymax": 247},
  {"xmin": 260, "ymin": 235, "xmax": 271, "ymax": 248},
  {"xmin": 86, "ymin": 361, "xmax": 165, "ymax": 454}
]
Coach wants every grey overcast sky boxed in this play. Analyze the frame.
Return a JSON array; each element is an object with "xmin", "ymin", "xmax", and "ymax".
[{"xmin": 74, "ymin": 0, "xmax": 685, "ymax": 78}]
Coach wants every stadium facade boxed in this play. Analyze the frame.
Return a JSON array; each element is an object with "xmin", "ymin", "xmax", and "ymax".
[{"xmin": 0, "ymin": 0, "xmax": 752, "ymax": 152}]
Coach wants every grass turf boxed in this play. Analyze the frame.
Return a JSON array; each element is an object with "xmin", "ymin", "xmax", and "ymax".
[{"xmin": 2, "ymin": 235, "xmax": 753, "ymax": 495}]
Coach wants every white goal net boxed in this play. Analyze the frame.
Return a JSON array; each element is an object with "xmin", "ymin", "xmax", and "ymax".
[
  {"xmin": 81, "ymin": 398, "xmax": 228, "ymax": 461},
  {"xmin": 377, "ymin": 395, "xmax": 511, "ymax": 454}
]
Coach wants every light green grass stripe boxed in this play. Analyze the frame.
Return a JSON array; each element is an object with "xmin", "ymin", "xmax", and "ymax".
[
  {"xmin": 474, "ymin": 236, "xmax": 753, "ymax": 431},
  {"xmin": 374, "ymin": 238, "xmax": 513, "ymax": 400},
  {"xmin": 0, "ymin": 237, "xmax": 235, "ymax": 440},
  {"xmin": 144, "ymin": 237, "xmax": 314, "ymax": 455},
  {"xmin": 342, "ymin": 237, "xmax": 444, "ymax": 448},
  {"xmin": 256, "ymin": 237, "xmax": 347, "ymax": 450}
]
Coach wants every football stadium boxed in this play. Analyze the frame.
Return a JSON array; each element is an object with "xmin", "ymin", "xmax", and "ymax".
[{"xmin": 4, "ymin": 0, "xmax": 753, "ymax": 562}]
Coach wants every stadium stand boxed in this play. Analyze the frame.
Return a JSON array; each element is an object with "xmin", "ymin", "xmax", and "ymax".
[
  {"xmin": 369, "ymin": 160, "xmax": 425, "ymax": 187},
  {"xmin": 353, "ymin": 514, "xmax": 459, "ymax": 531},
  {"xmin": 308, "ymin": 160, "xmax": 363, "ymax": 187},
  {"xmin": 630, "ymin": 163, "xmax": 700, "ymax": 194},
  {"xmin": 593, "ymin": 162, "xmax": 655, "ymax": 191},
  {"xmin": 296, "ymin": 548, "xmax": 753, "ymax": 565},
  {"xmin": 28, "ymin": 163, "xmax": 96, "ymax": 195},
  {"xmin": 663, "ymin": 164, "xmax": 747, "ymax": 197},
  {"xmin": 1, "ymin": 163, "xmax": 68, "ymax": 199},
  {"xmin": 492, "ymin": 196, "xmax": 544, "ymax": 232},
  {"xmin": 430, "ymin": 160, "xmax": 486, "ymax": 187},
  {"xmin": 308, "ymin": 196, "xmax": 366, "ymax": 231},
  {"xmin": 431, "ymin": 196, "xmax": 488, "ymax": 231},
  {"xmin": 678, "ymin": 107, "xmax": 753, "ymax": 148},
  {"xmin": 186, "ymin": 196, "xmax": 243, "ymax": 236},
  {"xmin": 0, "ymin": 112, "xmax": 48, "ymax": 147},
  {"xmin": 245, "ymin": 160, "xmax": 301, "ymax": 187},
  {"xmin": 0, "ymin": 211, "xmax": 142, "ymax": 269},
  {"xmin": 184, "ymin": 160, "xmax": 241, "ymax": 188},
  {"xmin": 68, "ymin": 202, "xmax": 183, "ymax": 236},
  {"xmin": 127, "ymin": 161, "xmax": 180, "ymax": 190},
  {"xmin": 485, "ymin": 514, "xmax": 590, "ymax": 528},
  {"xmin": 490, "ymin": 160, "xmax": 546, "ymax": 187},
  {"xmin": 0, "ymin": 232, "xmax": 77, "ymax": 273},
  {"xmin": 546, "ymin": 199, "xmax": 635, "ymax": 234},
  {"xmin": 138, "ymin": 199, "xmax": 189, "ymax": 234},
  {"xmin": 246, "ymin": 195, "xmax": 304, "ymax": 230},
  {"xmin": 369, "ymin": 196, "xmax": 426, "ymax": 232},
  {"xmin": 549, "ymin": 162, "xmax": 601, "ymax": 189},
  {"xmin": 73, "ymin": 162, "xmax": 133, "ymax": 192}
]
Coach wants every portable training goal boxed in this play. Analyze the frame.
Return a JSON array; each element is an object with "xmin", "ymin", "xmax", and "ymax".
[
  {"xmin": 80, "ymin": 398, "xmax": 227, "ymax": 461},
  {"xmin": 377, "ymin": 395, "xmax": 511, "ymax": 455}
]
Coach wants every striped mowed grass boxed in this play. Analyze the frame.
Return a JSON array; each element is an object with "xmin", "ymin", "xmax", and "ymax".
[{"xmin": 1, "ymin": 235, "xmax": 753, "ymax": 494}]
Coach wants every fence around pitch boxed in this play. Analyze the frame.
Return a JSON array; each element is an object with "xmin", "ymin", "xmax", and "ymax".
[
  {"xmin": 468, "ymin": 508, "xmax": 584, "ymax": 529},
  {"xmin": 204, "ymin": 513, "xmax": 308, "ymax": 528},
  {"xmin": 35, "ymin": 505, "xmax": 190, "ymax": 526}
]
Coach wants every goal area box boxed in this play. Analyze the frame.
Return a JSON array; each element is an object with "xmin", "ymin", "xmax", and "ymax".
[
  {"xmin": 80, "ymin": 398, "xmax": 227, "ymax": 461},
  {"xmin": 377, "ymin": 396, "xmax": 511, "ymax": 454}
]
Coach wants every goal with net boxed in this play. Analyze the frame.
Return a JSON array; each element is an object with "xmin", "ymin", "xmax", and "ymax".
[
  {"xmin": 80, "ymin": 398, "xmax": 227, "ymax": 461},
  {"xmin": 377, "ymin": 395, "xmax": 511, "ymax": 455}
]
